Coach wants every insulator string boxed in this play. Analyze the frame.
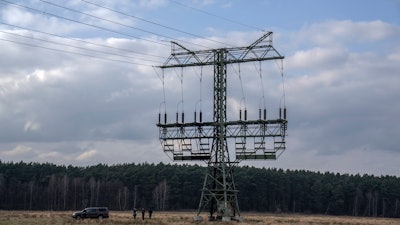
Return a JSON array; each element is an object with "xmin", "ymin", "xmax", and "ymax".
[
  {"xmin": 192, "ymin": 66, "xmax": 203, "ymax": 113},
  {"xmin": 180, "ymin": 67, "xmax": 184, "ymax": 113},
  {"xmin": 231, "ymin": 63, "xmax": 246, "ymax": 110},
  {"xmin": 172, "ymin": 67, "xmax": 184, "ymax": 114},
  {"xmin": 275, "ymin": 59, "xmax": 286, "ymax": 108},
  {"xmin": 162, "ymin": 69, "xmax": 166, "ymax": 112},
  {"xmin": 238, "ymin": 64, "xmax": 246, "ymax": 110},
  {"xmin": 154, "ymin": 67, "xmax": 167, "ymax": 113},
  {"xmin": 281, "ymin": 59, "xmax": 286, "ymax": 108},
  {"xmin": 199, "ymin": 66, "xmax": 203, "ymax": 111},
  {"xmin": 255, "ymin": 61, "xmax": 266, "ymax": 109}
]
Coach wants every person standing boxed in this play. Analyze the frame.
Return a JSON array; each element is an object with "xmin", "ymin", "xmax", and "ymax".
[
  {"xmin": 148, "ymin": 208, "xmax": 153, "ymax": 219},
  {"xmin": 132, "ymin": 208, "xmax": 137, "ymax": 219},
  {"xmin": 141, "ymin": 208, "xmax": 145, "ymax": 220}
]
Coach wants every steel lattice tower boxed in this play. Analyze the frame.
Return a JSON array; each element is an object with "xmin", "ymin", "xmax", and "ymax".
[{"xmin": 157, "ymin": 32, "xmax": 287, "ymax": 221}]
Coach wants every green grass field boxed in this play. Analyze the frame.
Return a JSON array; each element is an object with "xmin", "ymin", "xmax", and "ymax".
[{"xmin": 0, "ymin": 211, "xmax": 399, "ymax": 225}]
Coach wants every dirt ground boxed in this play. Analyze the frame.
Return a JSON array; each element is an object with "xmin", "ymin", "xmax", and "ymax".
[{"xmin": 0, "ymin": 210, "xmax": 399, "ymax": 225}]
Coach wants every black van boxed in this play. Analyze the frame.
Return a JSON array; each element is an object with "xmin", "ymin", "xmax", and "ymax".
[{"xmin": 72, "ymin": 207, "xmax": 109, "ymax": 219}]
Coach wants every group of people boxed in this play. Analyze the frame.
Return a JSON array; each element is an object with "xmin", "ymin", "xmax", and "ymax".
[{"xmin": 132, "ymin": 207, "xmax": 153, "ymax": 220}]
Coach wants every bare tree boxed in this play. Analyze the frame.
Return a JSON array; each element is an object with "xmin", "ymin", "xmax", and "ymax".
[
  {"xmin": 364, "ymin": 190, "xmax": 373, "ymax": 217},
  {"xmin": 117, "ymin": 188, "xmax": 122, "ymax": 210},
  {"xmin": 48, "ymin": 174, "xmax": 57, "ymax": 210},
  {"xmin": 353, "ymin": 187, "xmax": 363, "ymax": 216},
  {"xmin": 62, "ymin": 175, "xmax": 69, "ymax": 210},
  {"xmin": 72, "ymin": 177, "xmax": 83, "ymax": 209},
  {"xmin": 96, "ymin": 180, "xmax": 100, "ymax": 206},
  {"xmin": 117, "ymin": 186, "xmax": 130, "ymax": 211},
  {"xmin": 123, "ymin": 186, "xmax": 129, "ymax": 210},
  {"xmin": 81, "ymin": 178, "xmax": 88, "ymax": 208},
  {"xmin": 89, "ymin": 177, "xmax": 96, "ymax": 206},
  {"xmin": 395, "ymin": 198, "xmax": 400, "ymax": 217},
  {"xmin": 373, "ymin": 190, "xmax": 379, "ymax": 217},
  {"xmin": 28, "ymin": 180, "xmax": 35, "ymax": 211},
  {"xmin": 133, "ymin": 185, "xmax": 138, "ymax": 208},
  {"xmin": 153, "ymin": 179, "xmax": 169, "ymax": 210}
]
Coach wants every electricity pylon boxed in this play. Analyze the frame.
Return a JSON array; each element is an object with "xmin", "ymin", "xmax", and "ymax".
[{"xmin": 157, "ymin": 32, "xmax": 287, "ymax": 221}]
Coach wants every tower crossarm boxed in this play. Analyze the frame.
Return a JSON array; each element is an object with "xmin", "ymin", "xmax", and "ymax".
[
  {"xmin": 226, "ymin": 119, "xmax": 287, "ymax": 138},
  {"xmin": 159, "ymin": 32, "xmax": 283, "ymax": 69},
  {"xmin": 157, "ymin": 119, "xmax": 287, "ymax": 140}
]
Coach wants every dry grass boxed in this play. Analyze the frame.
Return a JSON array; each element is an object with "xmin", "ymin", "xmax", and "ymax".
[{"xmin": 0, "ymin": 211, "xmax": 399, "ymax": 225}]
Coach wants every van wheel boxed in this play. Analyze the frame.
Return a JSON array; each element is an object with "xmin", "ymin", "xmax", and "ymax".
[
  {"xmin": 79, "ymin": 216, "xmax": 84, "ymax": 220},
  {"xmin": 98, "ymin": 215, "xmax": 103, "ymax": 219}
]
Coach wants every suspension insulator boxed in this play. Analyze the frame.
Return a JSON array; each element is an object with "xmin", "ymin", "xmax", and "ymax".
[
  {"xmin": 239, "ymin": 109, "xmax": 242, "ymax": 120},
  {"xmin": 200, "ymin": 111, "xmax": 203, "ymax": 123},
  {"xmin": 244, "ymin": 109, "xmax": 247, "ymax": 121},
  {"xmin": 182, "ymin": 112, "xmax": 185, "ymax": 123},
  {"xmin": 284, "ymin": 108, "xmax": 287, "ymax": 120},
  {"xmin": 264, "ymin": 109, "xmax": 267, "ymax": 120},
  {"xmin": 164, "ymin": 113, "xmax": 167, "ymax": 124},
  {"xmin": 194, "ymin": 111, "xmax": 197, "ymax": 122},
  {"xmin": 279, "ymin": 108, "xmax": 282, "ymax": 119},
  {"xmin": 259, "ymin": 109, "xmax": 261, "ymax": 120},
  {"xmin": 176, "ymin": 112, "xmax": 178, "ymax": 123},
  {"xmin": 158, "ymin": 113, "xmax": 161, "ymax": 124}
]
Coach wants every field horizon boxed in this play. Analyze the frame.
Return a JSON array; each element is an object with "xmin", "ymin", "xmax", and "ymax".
[{"xmin": 0, "ymin": 210, "xmax": 399, "ymax": 225}]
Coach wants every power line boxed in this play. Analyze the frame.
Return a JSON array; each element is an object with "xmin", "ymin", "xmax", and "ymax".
[
  {"xmin": 0, "ymin": 0, "xmax": 170, "ymax": 47},
  {"xmin": 0, "ymin": 37, "xmax": 154, "ymax": 67},
  {"xmin": 0, "ymin": 22, "xmax": 166, "ymax": 60},
  {"xmin": 0, "ymin": 0, "xmax": 266, "ymax": 67},
  {"xmin": 0, "ymin": 30, "xmax": 163, "ymax": 64},
  {"xmin": 39, "ymin": 0, "xmax": 212, "ymax": 49},
  {"xmin": 81, "ymin": 0, "xmax": 234, "ymax": 48},
  {"xmin": 169, "ymin": 0, "xmax": 264, "ymax": 31}
]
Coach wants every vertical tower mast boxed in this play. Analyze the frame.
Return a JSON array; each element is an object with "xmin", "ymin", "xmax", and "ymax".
[
  {"xmin": 199, "ymin": 49, "xmax": 239, "ymax": 220},
  {"xmin": 157, "ymin": 32, "xmax": 287, "ymax": 221}
]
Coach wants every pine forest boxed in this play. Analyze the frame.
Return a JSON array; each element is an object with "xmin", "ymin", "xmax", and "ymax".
[{"xmin": 0, "ymin": 161, "xmax": 399, "ymax": 218}]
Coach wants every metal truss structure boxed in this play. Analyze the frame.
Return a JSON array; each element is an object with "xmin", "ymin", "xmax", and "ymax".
[{"xmin": 157, "ymin": 32, "xmax": 287, "ymax": 221}]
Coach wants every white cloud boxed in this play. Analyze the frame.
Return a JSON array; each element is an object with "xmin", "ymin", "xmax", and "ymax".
[
  {"xmin": 299, "ymin": 20, "xmax": 400, "ymax": 46},
  {"xmin": 76, "ymin": 149, "xmax": 98, "ymax": 161},
  {"xmin": 0, "ymin": 140, "xmax": 170, "ymax": 166},
  {"xmin": 3, "ymin": 145, "xmax": 33, "ymax": 157},
  {"xmin": 1, "ymin": 5, "xmax": 80, "ymax": 35},
  {"xmin": 284, "ymin": 20, "xmax": 400, "ymax": 162},
  {"xmin": 138, "ymin": 0, "xmax": 167, "ymax": 9},
  {"xmin": 24, "ymin": 120, "xmax": 41, "ymax": 132},
  {"xmin": 1, "ymin": 6, "xmax": 34, "ymax": 27},
  {"xmin": 37, "ymin": 151, "xmax": 65, "ymax": 161},
  {"xmin": 269, "ymin": 145, "xmax": 399, "ymax": 176},
  {"xmin": 288, "ymin": 47, "xmax": 348, "ymax": 70},
  {"xmin": 388, "ymin": 50, "xmax": 400, "ymax": 61}
]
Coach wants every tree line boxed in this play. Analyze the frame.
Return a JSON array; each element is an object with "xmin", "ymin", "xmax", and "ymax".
[{"xmin": 0, "ymin": 161, "xmax": 399, "ymax": 217}]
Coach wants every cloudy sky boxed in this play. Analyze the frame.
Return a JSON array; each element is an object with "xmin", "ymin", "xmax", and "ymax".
[{"xmin": 0, "ymin": 0, "xmax": 399, "ymax": 176}]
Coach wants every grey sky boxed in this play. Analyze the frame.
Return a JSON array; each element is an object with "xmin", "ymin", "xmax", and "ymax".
[{"xmin": 0, "ymin": 0, "xmax": 399, "ymax": 176}]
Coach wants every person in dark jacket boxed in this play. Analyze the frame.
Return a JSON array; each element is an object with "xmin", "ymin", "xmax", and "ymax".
[
  {"xmin": 132, "ymin": 208, "xmax": 137, "ymax": 219},
  {"xmin": 141, "ymin": 208, "xmax": 145, "ymax": 220}
]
